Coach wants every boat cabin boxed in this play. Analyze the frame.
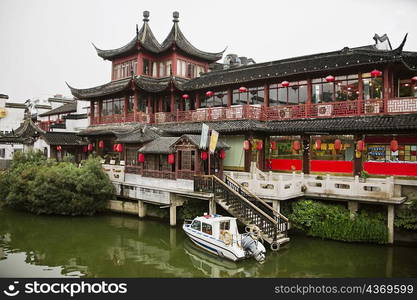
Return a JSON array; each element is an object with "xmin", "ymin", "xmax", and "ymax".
[{"xmin": 189, "ymin": 215, "xmax": 238, "ymax": 240}]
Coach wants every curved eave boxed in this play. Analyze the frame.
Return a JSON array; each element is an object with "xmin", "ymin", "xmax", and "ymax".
[
  {"xmin": 161, "ymin": 23, "xmax": 224, "ymax": 63},
  {"xmin": 93, "ymin": 36, "xmax": 138, "ymax": 61},
  {"xmin": 135, "ymin": 76, "xmax": 186, "ymax": 93},
  {"xmin": 66, "ymin": 79, "xmax": 132, "ymax": 100}
]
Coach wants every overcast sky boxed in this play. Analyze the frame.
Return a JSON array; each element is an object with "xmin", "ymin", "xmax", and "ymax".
[{"xmin": 0, "ymin": 0, "xmax": 416, "ymax": 102}]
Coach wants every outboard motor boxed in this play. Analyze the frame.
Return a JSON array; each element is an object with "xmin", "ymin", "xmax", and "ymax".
[{"xmin": 241, "ymin": 233, "xmax": 265, "ymax": 262}]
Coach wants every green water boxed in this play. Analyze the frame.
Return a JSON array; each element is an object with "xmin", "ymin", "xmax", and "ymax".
[{"xmin": 0, "ymin": 208, "xmax": 416, "ymax": 278}]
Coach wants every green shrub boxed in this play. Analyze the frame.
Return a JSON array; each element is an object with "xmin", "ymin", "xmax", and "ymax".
[
  {"xmin": 2, "ymin": 150, "xmax": 114, "ymax": 216},
  {"xmin": 289, "ymin": 199, "xmax": 388, "ymax": 243},
  {"xmin": 395, "ymin": 199, "xmax": 417, "ymax": 231}
]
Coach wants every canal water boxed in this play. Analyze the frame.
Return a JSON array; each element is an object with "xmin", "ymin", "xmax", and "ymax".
[{"xmin": 1, "ymin": 208, "xmax": 416, "ymax": 278}]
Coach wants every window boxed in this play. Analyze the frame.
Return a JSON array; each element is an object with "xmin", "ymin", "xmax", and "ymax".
[
  {"xmin": 152, "ymin": 62, "xmax": 157, "ymax": 77},
  {"xmin": 367, "ymin": 144, "xmax": 417, "ymax": 162},
  {"xmin": 143, "ymin": 58, "xmax": 150, "ymax": 75},
  {"xmin": 127, "ymin": 96, "xmax": 134, "ymax": 113},
  {"xmin": 312, "ymin": 78, "xmax": 335, "ymax": 103},
  {"xmin": 113, "ymin": 60, "xmax": 137, "ymax": 80},
  {"xmin": 126, "ymin": 147, "xmax": 139, "ymax": 165},
  {"xmin": 248, "ymin": 87, "xmax": 264, "ymax": 105},
  {"xmin": 362, "ymin": 73, "xmax": 383, "ymax": 100},
  {"xmin": 220, "ymin": 221, "xmax": 230, "ymax": 231},
  {"xmin": 202, "ymin": 222, "xmax": 212, "ymax": 235},
  {"xmin": 204, "ymin": 91, "xmax": 227, "ymax": 107},
  {"xmin": 0, "ymin": 148, "xmax": 5, "ymax": 158},
  {"xmin": 270, "ymin": 137, "xmax": 302, "ymax": 159},
  {"xmin": 159, "ymin": 62, "xmax": 165, "ymax": 77},
  {"xmin": 398, "ymin": 79, "xmax": 417, "ymax": 97},
  {"xmin": 310, "ymin": 136, "xmax": 354, "ymax": 161},
  {"xmin": 232, "ymin": 89, "xmax": 248, "ymax": 105},
  {"xmin": 269, "ymin": 81, "xmax": 308, "ymax": 105},
  {"xmin": 191, "ymin": 220, "xmax": 201, "ymax": 231},
  {"xmin": 335, "ymin": 75, "xmax": 359, "ymax": 101},
  {"xmin": 166, "ymin": 60, "xmax": 172, "ymax": 75}
]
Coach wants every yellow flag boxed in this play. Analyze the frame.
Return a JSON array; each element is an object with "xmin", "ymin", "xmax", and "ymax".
[{"xmin": 209, "ymin": 130, "xmax": 219, "ymax": 154}]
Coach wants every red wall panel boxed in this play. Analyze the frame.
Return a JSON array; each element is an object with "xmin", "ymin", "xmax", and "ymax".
[
  {"xmin": 310, "ymin": 160, "xmax": 353, "ymax": 173},
  {"xmin": 270, "ymin": 159, "xmax": 302, "ymax": 171},
  {"xmin": 364, "ymin": 162, "xmax": 417, "ymax": 176}
]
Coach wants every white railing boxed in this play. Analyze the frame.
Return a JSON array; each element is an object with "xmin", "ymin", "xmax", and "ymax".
[{"xmin": 225, "ymin": 169, "xmax": 396, "ymax": 201}]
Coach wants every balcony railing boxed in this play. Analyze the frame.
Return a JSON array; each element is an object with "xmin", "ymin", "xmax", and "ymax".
[
  {"xmin": 142, "ymin": 169, "xmax": 176, "ymax": 180},
  {"xmin": 90, "ymin": 97, "xmax": 417, "ymax": 126}
]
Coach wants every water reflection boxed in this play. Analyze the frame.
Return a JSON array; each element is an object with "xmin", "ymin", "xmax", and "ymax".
[{"xmin": 0, "ymin": 208, "xmax": 416, "ymax": 278}]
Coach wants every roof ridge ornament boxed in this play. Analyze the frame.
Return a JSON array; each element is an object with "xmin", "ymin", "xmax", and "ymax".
[
  {"xmin": 143, "ymin": 11, "xmax": 150, "ymax": 22},
  {"xmin": 173, "ymin": 11, "xmax": 179, "ymax": 23}
]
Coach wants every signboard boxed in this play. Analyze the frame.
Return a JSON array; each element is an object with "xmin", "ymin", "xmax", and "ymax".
[
  {"xmin": 209, "ymin": 130, "xmax": 219, "ymax": 154},
  {"xmin": 199, "ymin": 123, "xmax": 209, "ymax": 149},
  {"xmin": 0, "ymin": 108, "xmax": 6, "ymax": 118}
]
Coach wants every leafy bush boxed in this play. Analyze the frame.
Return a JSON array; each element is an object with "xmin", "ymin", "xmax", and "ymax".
[
  {"xmin": 289, "ymin": 199, "xmax": 388, "ymax": 243},
  {"xmin": 1, "ymin": 150, "xmax": 114, "ymax": 216},
  {"xmin": 395, "ymin": 199, "xmax": 417, "ymax": 231}
]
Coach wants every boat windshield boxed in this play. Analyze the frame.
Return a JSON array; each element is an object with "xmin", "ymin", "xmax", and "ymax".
[
  {"xmin": 220, "ymin": 221, "xmax": 230, "ymax": 231},
  {"xmin": 202, "ymin": 222, "xmax": 212, "ymax": 235},
  {"xmin": 191, "ymin": 220, "xmax": 201, "ymax": 231}
]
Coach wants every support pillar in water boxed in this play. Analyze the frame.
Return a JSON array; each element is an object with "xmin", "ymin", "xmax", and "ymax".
[
  {"xmin": 170, "ymin": 205, "xmax": 177, "ymax": 226},
  {"xmin": 348, "ymin": 201, "xmax": 359, "ymax": 219},
  {"xmin": 138, "ymin": 200, "xmax": 147, "ymax": 218},
  {"xmin": 209, "ymin": 198, "xmax": 216, "ymax": 215},
  {"xmin": 387, "ymin": 204, "xmax": 395, "ymax": 244}
]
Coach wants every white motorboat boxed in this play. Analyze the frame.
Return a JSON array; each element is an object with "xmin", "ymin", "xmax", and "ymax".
[{"xmin": 183, "ymin": 214, "xmax": 266, "ymax": 262}]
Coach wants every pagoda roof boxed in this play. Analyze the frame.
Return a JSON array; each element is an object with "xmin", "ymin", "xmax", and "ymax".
[
  {"xmin": 39, "ymin": 101, "xmax": 77, "ymax": 117},
  {"xmin": 183, "ymin": 34, "xmax": 414, "ymax": 91},
  {"xmin": 93, "ymin": 11, "xmax": 224, "ymax": 63},
  {"xmin": 67, "ymin": 76, "xmax": 186, "ymax": 100}
]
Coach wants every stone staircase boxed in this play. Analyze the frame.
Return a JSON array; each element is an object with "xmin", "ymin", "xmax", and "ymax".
[{"xmin": 194, "ymin": 175, "xmax": 290, "ymax": 249}]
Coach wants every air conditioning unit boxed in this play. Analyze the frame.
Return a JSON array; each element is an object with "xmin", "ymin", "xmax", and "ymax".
[
  {"xmin": 317, "ymin": 104, "xmax": 333, "ymax": 117},
  {"xmin": 278, "ymin": 107, "xmax": 291, "ymax": 119},
  {"xmin": 364, "ymin": 102, "xmax": 380, "ymax": 114}
]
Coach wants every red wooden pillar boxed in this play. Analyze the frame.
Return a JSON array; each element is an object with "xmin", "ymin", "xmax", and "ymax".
[
  {"xmin": 306, "ymin": 79, "xmax": 312, "ymax": 118},
  {"xmin": 170, "ymin": 92, "xmax": 175, "ymax": 113},
  {"xmin": 124, "ymin": 95, "xmax": 129, "ymax": 118},
  {"xmin": 195, "ymin": 93, "xmax": 201, "ymax": 109},
  {"xmin": 383, "ymin": 67, "xmax": 390, "ymax": 114},
  {"xmin": 357, "ymin": 73, "xmax": 363, "ymax": 115},
  {"xmin": 147, "ymin": 95, "xmax": 152, "ymax": 114},
  {"xmin": 227, "ymin": 88, "xmax": 232, "ymax": 107},
  {"xmin": 98, "ymin": 101, "xmax": 102, "ymax": 123},
  {"xmin": 90, "ymin": 101, "xmax": 95, "ymax": 124},
  {"xmin": 263, "ymin": 84, "xmax": 269, "ymax": 108},
  {"xmin": 158, "ymin": 96, "xmax": 163, "ymax": 112},
  {"xmin": 133, "ymin": 91, "xmax": 139, "ymax": 121}
]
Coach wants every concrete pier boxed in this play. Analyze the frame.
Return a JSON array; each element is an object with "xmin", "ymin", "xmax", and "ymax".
[
  {"xmin": 209, "ymin": 198, "xmax": 216, "ymax": 215},
  {"xmin": 387, "ymin": 205, "xmax": 395, "ymax": 244},
  {"xmin": 170, "ymin": 205, "xmax": 177, "ymax": 226},
  {"xmin": 138, "ymin": 200, "xmax": 147, "ymax": 218},
  {"xmin": 348, "ymin": 201, "xmax": 359, "ymax": 219}
]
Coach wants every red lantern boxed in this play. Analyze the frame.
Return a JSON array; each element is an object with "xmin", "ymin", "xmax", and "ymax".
[
  {"xmin": 168, "ymin": 153, "xmax": 175, "ymax": 165},
  {"xmin": 281, "ymin": 81, "xmax": 290, "ymax": 87},
  {"xmin": 201, "ymin": 151, "xmax": 208, "ymax": 161},
  {"xmin": 325, "ymin": 75, "xmax": 335, "ymax": 82},
  {"xmin": 83, "ymin": 145, "xmax": 88, "ymax": 153},
  {"xmin": 56, "ymin": 145, "xmax": 62, "ymax": 152},
  {"xmin": 270, "ymin": 141, "xmax": 277, "ymax": 150},
  {"xmin": 334, "ymin": 139, "xmax": 342, "ymax": 151},
  {"xmin": 116, "ymin": 144, "xmax": 123, "ymax": 153},
  {"xmin": 256, "ymin": 140, "xmax": 263, "ymax": 151},
  {"xmin": 370, "ymin": 69, "xmax": 382, "ymax": 77},
  {"xmin": 356, "ymin": 140, "xmax": 365, "ymax": 152},
  {"xmin": 315, "ymin": 139, "xmax": 322, "ymax": 150},
  {"xmin": 292, "ymin": 140, "xmax": 301, "ymax": 151},
  {"xmin": 88, "ymin": 143, "xmax": 93, "ymax": 151},
  {"xmin": 182, "ymin": 94, "xmax": 189, "ymax": 99},
  {"xmin": 219, "ymin": 149, "xmax": 226, "ymax": 160},
  {"xmin": 411, "ymin": 76, "xmax": 417, "ymax": 82},
  {"xmin": 206, "ymin": 91, "xmax": 214, "ymax": 97},
  {"xmin": 243, "ymin": 140, "xmax": 251, "ymax": 151},
  {"xmin": 98, "ymin": 140, "xmax": 104, "ymax": 149},
  {"xmin": 239, "ymin": 86, "xmax": 247, "ymax": 93},
  {"xmin": 138, "ymin": 153, "xmax": 145, "ymax": 163},
  {"xmin": 390, "ymin": 139, "xmax": 398, "ymax": 152}
]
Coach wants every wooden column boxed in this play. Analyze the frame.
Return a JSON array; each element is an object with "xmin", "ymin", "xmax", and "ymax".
[
  {"xmin": 124, "ymin": 95, "xmax": 129, "ymax": 118},
  {"xmin": 357, "ymin": 73, "xmax": 363, "ymax": 115},
  {"xmin": 98, "ymin": 101, "xmax": 102, "ymax": 123},
  {"xmin": 227, "ymin": 88, "xmax": 233, "ymax": 107},
  {"xmin": 133, "ymin": 91, "xmax": 139, "ymax": 121},
  {"xmin": 158, "ymin": 96, "xmax": 163, "ymax": 112},
  {"xmin": 306, "ymin": 79, "xmax": 312, "ymax": 118},
  {"xmin": 383, "ymin": 67, "xmax": 390, "ymax": 114},
  {"xmin": 195, "ymin": 93, "xmax": 201, "ymax": 109},
  {"xmin": 302, "ymin": 134, "xmax": 310, "ymax": 174},
  {"xmin": 244, "ymin": 134, "xmax": 253, "ymax": 172},
  {"xmin": 90, "ymin": 101, "xmax": 95, "ymax": 124},
  {"xmin": 263, "ymin": 84, "xmax": 269, "ymax": 108},
  {"xmin": 353, "ymin": 134, "xmax": 363, "ymax": 176},
  {"xmin": 170, "ymin": 92, "xmax": 175, "ymax": 113},
  {"xmin": 147, "ymin": 95, "xmax": 152, "ymax": 114}
]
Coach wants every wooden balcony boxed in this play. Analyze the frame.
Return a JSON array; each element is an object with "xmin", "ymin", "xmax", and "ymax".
[{"xmin": 90, "ymin": 97, "xmax": 417, "ymax": 126}]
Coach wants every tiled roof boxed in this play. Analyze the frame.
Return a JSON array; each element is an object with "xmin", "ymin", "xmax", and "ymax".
[
  {"xmin": 42, "ymin": 132, "xmax": 87, "ymax": 146},
  {"xmin": 92, "ymin": 12, "xmax": 223, "ymax": 63},
  {"xmin": 39, "ymin": 102, "xmax": 77, "ymax": 117},
  {"xmin": 67, "ymin": 78, "xmax": 131, "ymax": 100},
  {"xmin": 175, "ymin": 134, "xmax": 230, "ymax": 150},
  {"xmin": 115, "ymin": 126, "xmax": 161, "ymax": 144},
  {"xmin": 138, "ymin": 136, "xmax": 179, "ymax": 154},
  {"xmin": 77, "ymin": 123, "xmax": 139, "ymax": 136}
]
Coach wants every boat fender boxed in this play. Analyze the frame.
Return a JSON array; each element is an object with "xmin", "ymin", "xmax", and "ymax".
[{"xmin": 270, "ymin": 241, "xmax": 280, "ymax": 252}]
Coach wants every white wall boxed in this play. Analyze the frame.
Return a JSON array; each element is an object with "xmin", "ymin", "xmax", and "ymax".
[
  {"xmin": 0, "ymin": 105, "xmax": 25, "ymax": 134},
  {"xmin": 33, "ymin": 138, "xmax": 50, "ymax": 157},
  {"xmin": 0, "ymin": 143, "xmax": 24, "ymax": 160}
]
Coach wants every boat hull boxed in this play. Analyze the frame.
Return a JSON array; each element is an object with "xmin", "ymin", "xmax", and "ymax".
[{"xmin": 183, "ymin": 225, "xmax": 245, "ymax": 262}]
